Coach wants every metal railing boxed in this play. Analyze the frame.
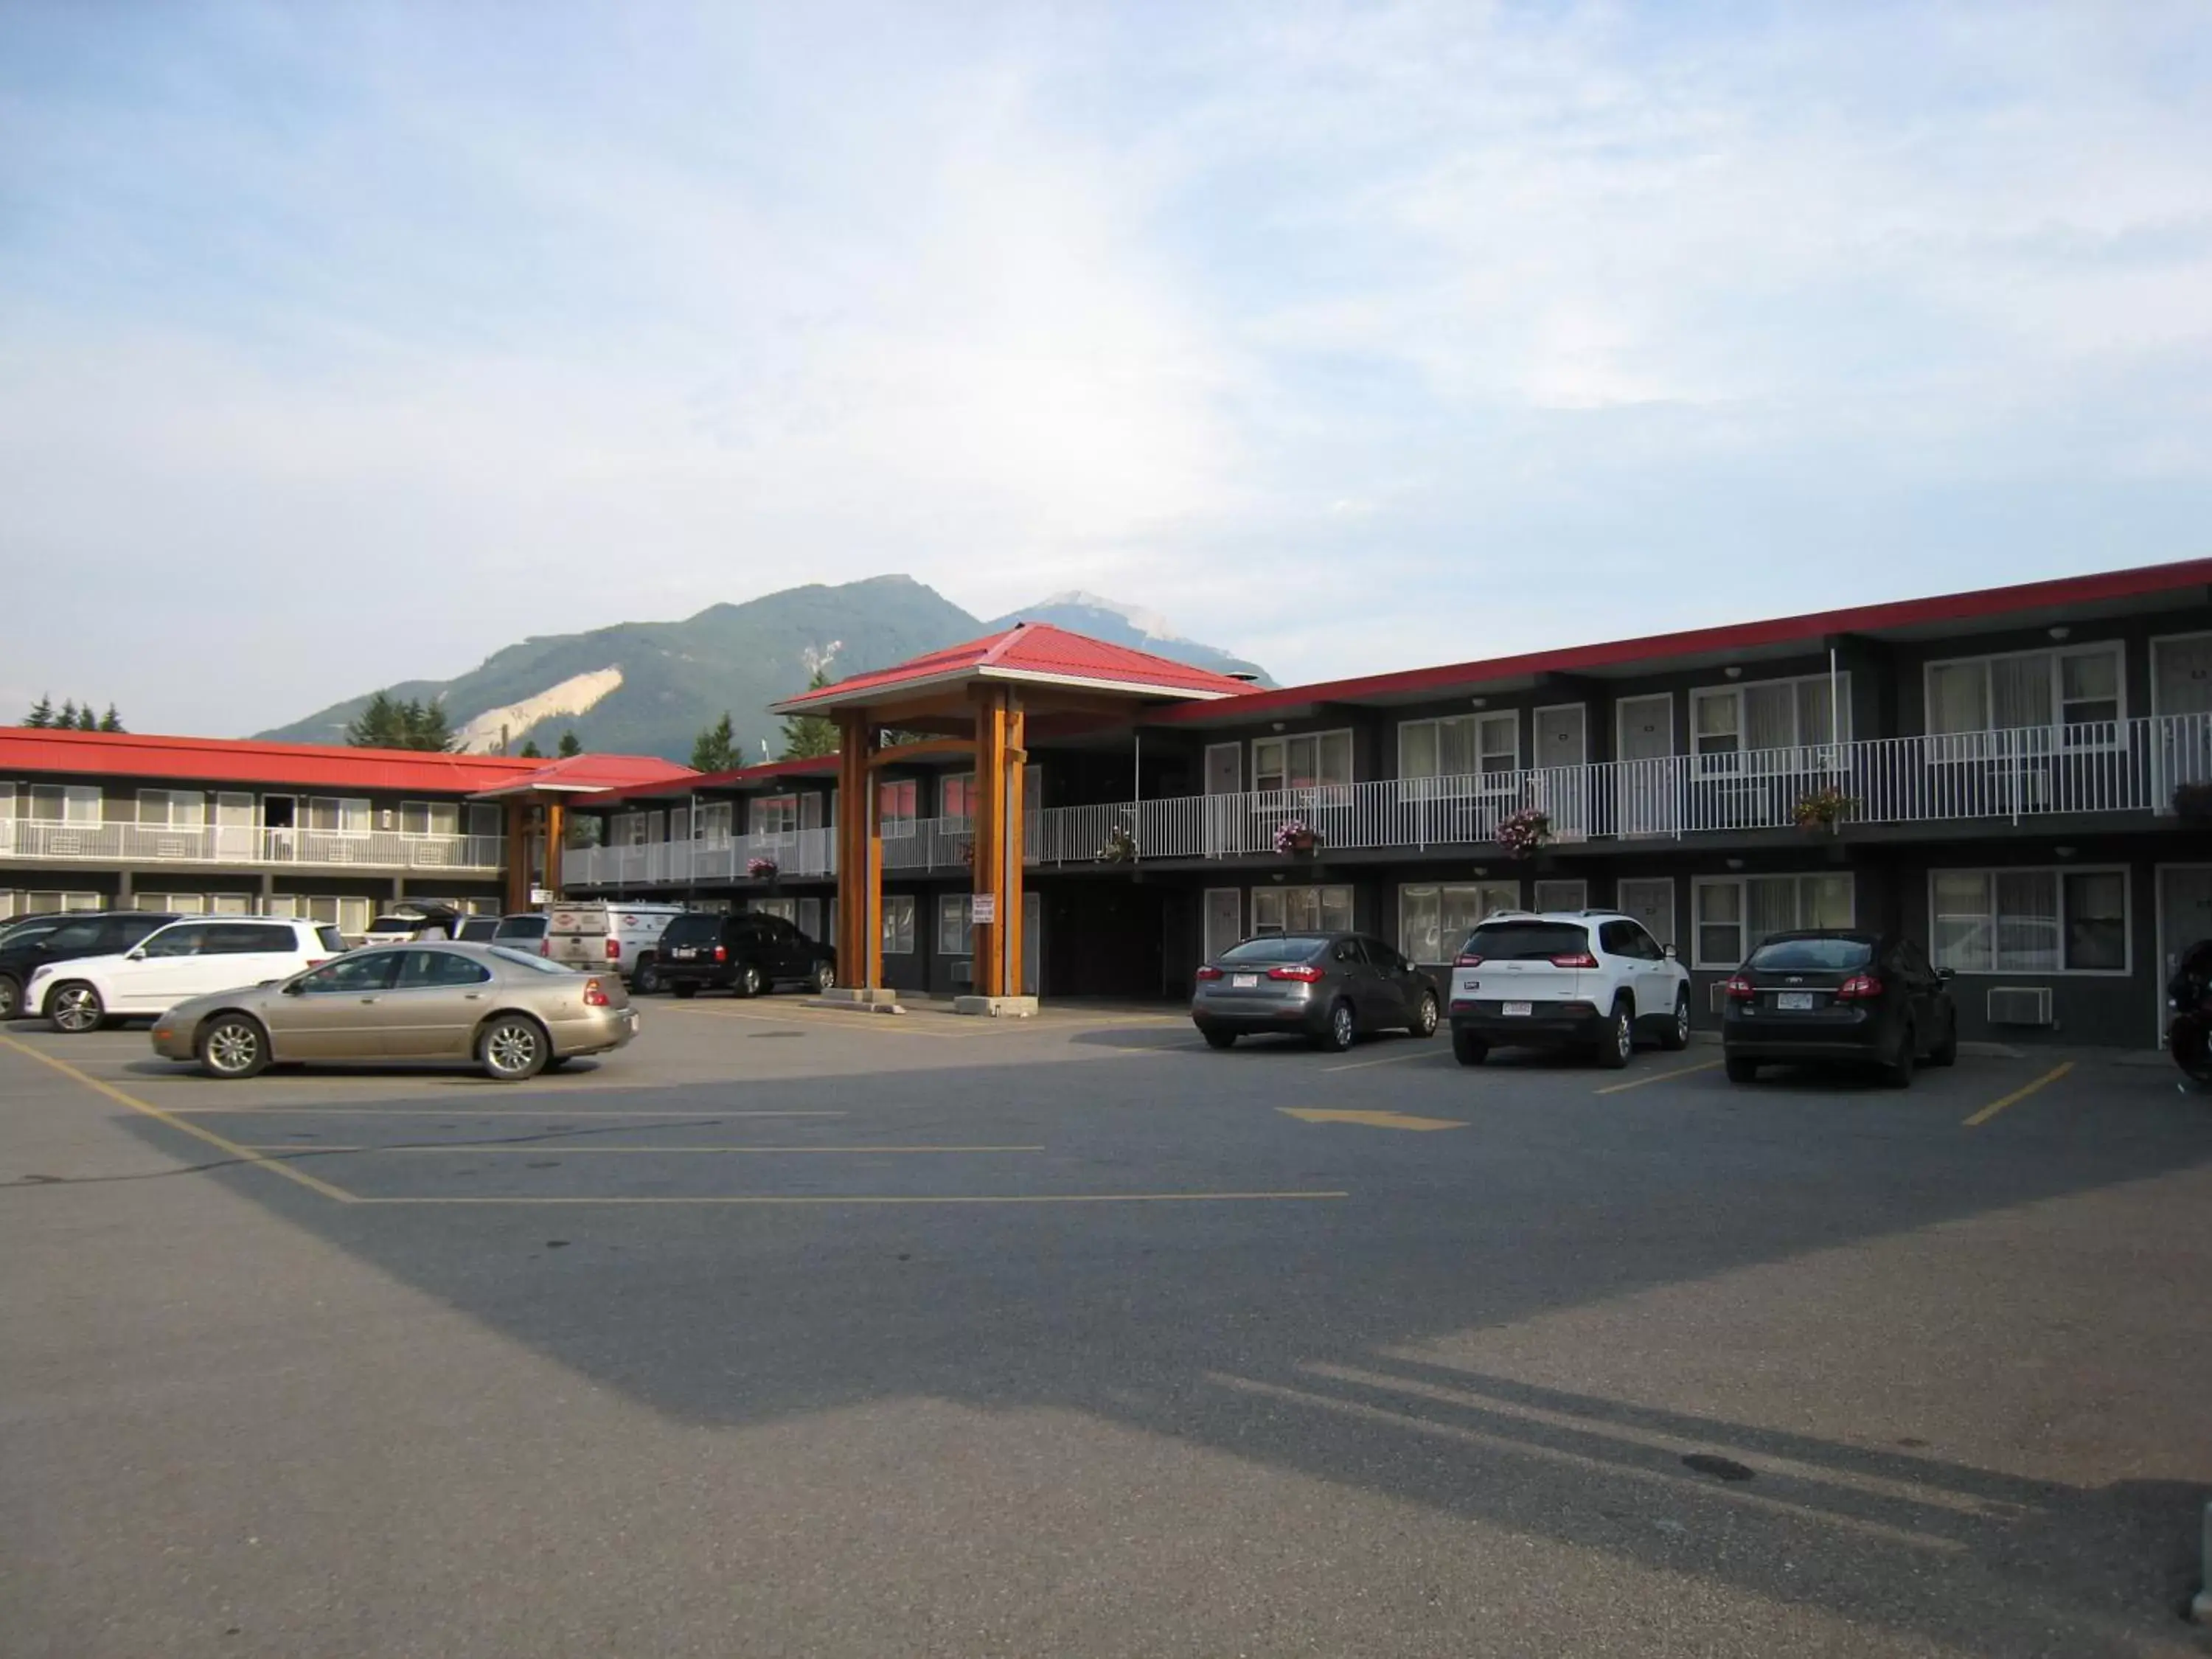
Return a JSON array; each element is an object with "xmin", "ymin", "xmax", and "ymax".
[
  {"xmin": 0, "ymin": 821, "xmax": 505, "ymax": 870},
  {"xmin": 556, "ymin": 713, "xmax": 2212, "ymax": 886},
  {"xmin": 566, "ymin": 827, "xmax": 837, "ymax": 889}
]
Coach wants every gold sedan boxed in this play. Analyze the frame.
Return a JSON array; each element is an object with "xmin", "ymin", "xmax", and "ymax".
[{"xmin": 150, "ymin": 943, "xmax": 637, "ymax": 1081}]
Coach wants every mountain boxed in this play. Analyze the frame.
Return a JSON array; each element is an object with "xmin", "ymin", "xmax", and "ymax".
[
  {"xmin": 257, "ymin": 577, "xmax": 1270, "ymax": 763},
  {"xmin": 982, "ymin": 592, "xmax": 1273, "ymax": 686}
]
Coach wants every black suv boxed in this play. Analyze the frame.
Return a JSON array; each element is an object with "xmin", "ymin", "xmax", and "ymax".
[
  {"xmin": 0, "ymin": 911, "xmax": 180, "ymax": 1021},
  {"xmin": 657, "ymin": 911, "xmax": 836, "ymax": 999}
]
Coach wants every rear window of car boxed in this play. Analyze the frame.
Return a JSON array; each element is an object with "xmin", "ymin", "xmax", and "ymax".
[
  {"xmin": 494, "ymin": 917, "xmax": 549, "ymax": 941},
  {"xmin": 1220, "ymin": 936, "xmax": 1329, "ymax": 964},
  {"xmin": 206, "ymin": 922, "xmax": 296, "ymax": 954},
  {"xmin": 1745, "ymin": 936, "xmax": 1875, "ymax": 973},
  {"xmin": 658, "ymin": 914, "xmax": 724, "ymax": 947},
  {"xmin": 455, "ymin": 918, "xmax": 500, "ymax": 942},
  {"xmin": 489, "ymin": 946, "xmax": 579, "ymax": 974},
  {"xmin": 317, "ymin": 925, "xmax": 349, "ymax": 955},
  {"xmin": 1463, "ymin": 922, "xmax": 1590, "ymax": 961}
]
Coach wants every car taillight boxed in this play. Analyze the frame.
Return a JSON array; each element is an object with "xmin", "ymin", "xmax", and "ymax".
[
  {"xmin": 1195, "ymin": 965, "xmax": 1222, "ymax": 981},
  {"xmin": 1455, "ymin": 953, "xmax": 1485, "ymax": 968},
  {"xmin": 1837, "ymin": 973, "xmax": 1883, "ymax": 1001},
  {"xmin": 1267, "ymin": 964, "xmax": 1325, "ymax": 982},
  {"xmin": 582, "ymin": 977, "xmax": 611, "ymax": 1007},
  {"xmin": 606, "ymin": 937, "xmax": 622, "ymax": 959},
  {"xmin": 713, "ymin": 944, "xmax": 727, "ymax": 963},
  {"xmin": 1550, "ymin": 953, "xmax": 1600, "ymax": 969},
  {"xmin": 539, "ymin": 939, "xmax": 551, "ymax": 956},
  {"xmin": 1724, "ymin": 975, "xmax": 1756, "ymax": 1001},
  {"xmin": 305, "ymin": 957, "xmax": 330, "ymax": 969}
]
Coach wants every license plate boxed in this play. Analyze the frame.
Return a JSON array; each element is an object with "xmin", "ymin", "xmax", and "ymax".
[
  {"xmin": 1231, "ymin": 973, "xmax": 1259, "ymax": 988},
  {"xmin": 1503, "ymin": 1001, "xmax": 1533, "ymax": 1018},
  {"xmin": 673, "ymin": 947, "xmax": 698, "ymax": 959},
  {"xmin": 1775, "ymin": 991, "xmax": 1815, "ymax": 1010}
]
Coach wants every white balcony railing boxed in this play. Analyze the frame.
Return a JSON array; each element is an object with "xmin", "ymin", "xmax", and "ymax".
[
  {"xmin": 0, "ymin": 821, "xmax": 505, "ymax": 871},
  {"xmin": 556, "ymin": 713, "xmax": 2212, "ymax": 888},
  {"xmin": 565, "ymin": 827, "xmax": 838, "ymax": 890}
]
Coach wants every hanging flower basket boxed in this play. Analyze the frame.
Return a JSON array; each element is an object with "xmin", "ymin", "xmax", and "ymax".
[
  {"xmin": 1791, "ymin": 785, "xmax": 1856, "ymax": 835},
  {"xmin": 1274, "ymin": 818, "xmax": 1321, "ymax": 857},
  {"xmin": 1098, "ymin": 824, "xmax": 1138, "ymax": 863},
  {"xmin": 746, "ymin": 856, "xmax": 779, "ymax": 880},
  {"xmin": 1495, "ymin": 807, "xmax": 1551, "ymax": 860}
]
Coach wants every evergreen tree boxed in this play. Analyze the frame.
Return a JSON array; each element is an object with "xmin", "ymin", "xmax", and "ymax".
[
  {"xmin": 557, "ymin": 729, "xmax": 582, "ymax": 758},
  {"xmin": 58, "ymin": 700, "xmax": 78, "ymax": 728},
  {"xmin": 98, "ymin": 706, "xmax": 123, "ymax": 732},
  {"xmin": 777, "ymin": 669, "xmax": 838, "ymax": 760},
  {"xmin": 406, "ymin": 698, "xmax": 456, "ymax": 753},
  {"xmin": 346, "ymin": 692, "xmax": 456, "ymax": 751},
  {"xmin": 518, "ymin": 739, "xmax": 544, "ymax": 759},
  {"xmin": 691, "ymin": 712, "xmax": 738, "ymax": 773},
  {"xmin": 24, "ymin": 695, "xmax": 54, "ymax": 728},
  {"xmin": 75, "ymin": 704, "xmax": 99, "ymax": 731}
]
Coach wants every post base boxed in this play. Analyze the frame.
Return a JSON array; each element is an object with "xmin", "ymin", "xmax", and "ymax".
[
  {"xmin": 810, "ymin": 987, "xmax": 902, "ymax": 1011},
  {"xmin": 953, "ymin": 995, "xmax": 1040, "ymax": 1018}
]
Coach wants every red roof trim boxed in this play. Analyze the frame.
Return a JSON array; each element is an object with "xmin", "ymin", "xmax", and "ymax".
[
  {"xmin": 1155, "ymin": 557, "xmax": 2212, "ymax": 722},
  {"xmin": 770, "ymin": 622, "xmax": 1259, "ymax": 712},
  {"xmin": 0, "ymin": 727, "xmax": 543, "ymax": 793}
]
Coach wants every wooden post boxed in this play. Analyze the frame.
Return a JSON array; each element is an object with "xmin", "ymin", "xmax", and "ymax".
[
  {"xmin": 1003, "ymin": 697, "xmax": 1026, "ymax": 998},
  {"xmin": 970, "ymin": 686, "xmax": 1008, "ymax": 998},
  {"xmin": 835, "ymin": 713, "xmax": 874, "ymax": 987},
  {"xmin": 504, "ymin": 799, "xmax": 532, "ymax": 913},
  {"xmin": 543, "ymin": 799, "xmax": 565, "ymax": 900},
  {"xmin": 864, "ymin": 731, "xmax": 883, "ymax": 992}
]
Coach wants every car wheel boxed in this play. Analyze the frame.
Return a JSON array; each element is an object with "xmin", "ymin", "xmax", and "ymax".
[
  {"xmin": 1927, "ymin": 1011, "xmax": 1958, "ymax": 1068},
  {"xmin": 48, "ymin": 981, "xmax": 103, "ymax": 1034},
  {"xmin": 1596, "ymin": 998, "xmax": 1634, "ymax": 1070},
  {"xmin": 1452, "ymin": 1028, "xmax": 1487, "ymax": 1067},
  {"xmin": 1725, "ymin": 1055, "xmax": 1759, "ymax": 1085},
  {"xmin": 478, "ymin": 1015, "xmax": 549, "ymax": 1082},
  {"xmin": 810, "ymin": 960, "xmax": 835, "ymax": 995},
  {"xmin": 670, "ymin": 982, "xmax": 699, "ymax": 1001},
  {"xmin": 1879, "ymin": 1023, "xmax": 1916, "ymax": 1089},
  {"xmin": 1314, "ymin": 999, "xmax": 1356, "ymax": 1053},
  {"xmin": 1408, "ymin": 992, "xmax": 1439, "ymax": 1038},
  {"xmin": 631, "ymin": 956, "xmax": 662, "ymax": 995},
  {"xmin": 1200, "ymin": 1026, "xmax": 1237, "ymax": 1051},
  {"xmin": 0, "ymin": 974, "xmax": 21, "ymax": 1022},
  {"xmin": 197, "ymin": 1014, "xmax": 270, "ymax": 1080},
  {"xmin": 1659, "ymin": 989, "xmax": 1691, "ymax": 1052},
  {"xmin": 736, "ymin": 962, "xmax": 765, "ymax": 999}
]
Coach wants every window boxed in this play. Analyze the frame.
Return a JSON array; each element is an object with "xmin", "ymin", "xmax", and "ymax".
[
  {"xmin": 29, "ymin": 785, "xmax": 102, "ymax": 824},
  {"xmin": 1927, "ymin": 644, "xmax": 2124, "ymax": 737},
  {"xmin": 400, "ymin": 801, "xmax": 460, "ymax": 837},
  {"xmin": 1251, "ymin": 885, "xmax": 1352, "ymax": 936},
  {"xmin": 42, "ymin": 919, "xmax": 108, "ymax": 953},
  {"xmin": 299, "ymin": 953, "xmax": 402, "ymax": 995},
  {"xmin": 1532, "ymin": 880, "xmax": 1587, "ymax": 914},
  {"xmin": 1398, "ymin": 882, "xmax": 1520, "ymax": 963},
  {"xmin": 1252, "ymin": 731, "xmax": 1352, "ymax": 793},
  {"xmin": 299, "ymin": 895, "xmax": 374, "ymax": 935},
  {"xmin": 1220, "ymin": 936, "xmax": 1327, "ymax": 964},
  {"xmin": 881, "ymin": 894, "xmax": 916, "ymax": 955},
  {"xmin": 1931, "ymin": 867, "xmax": 2127, "ymax": 974},
  {"xmin": 0, "ymin": 783, "xmax": 14, "ymax": 821},
  {"xmin": 396, "ymin": 950, "xmax": 493, "ymax": 988},
  {"xmin": 877, "ymin": 779, "xmax": 918, "ymax": 838},
  {"xmin": 1399, "ymin": 713, "xmax": 1519, "ymax": 790},
  {"xmin": 141, "ymin": 923, "xmax": 215, "ymax": 959},
  {"xmin": 305, "ymin": 797, "xmax": 370, "ymax": 833},
  {"xmin": 750, "ymin": 795, "xmax": 800, "ymax": 837},
  {"xmin": 1615, "ymin": 877, "xmax": 1675, "ymax": 949},
  {"xmin": 941, "ymin": 773, "xmax": 975, "ymax": 826},
  {"xmin": 1464, "ymin": 919, "xmax": 1592, "ymax": 961},
  {"xmin": 136, "ymin": 789, "xmax": 206, "ymax": 828},
  {"xmin": 1599, "ymin": 920, "xmax": 1664, "ymax": 961},
  {"xmin": 1692, "ymin": 874, "xmax": 1854, "ymax": 968},
  {"xmin": 751, "ymin": 897, "xmax": 799, "ymax": 924},
  {"xmin": 938, "ymin": 894, "xmax": 974, "ymax": 956},
  {"xmin": 1691, "ymin": 675, "xmax": 1849, "ymax": 768},
  {"xmin": 467, "ymin": 804, "xmax": 503, "ymax": 841},
  {"xmin": 206, "ymin": 922, "xmax": 294, "ymax": 954},
  {"xmin": 698, "ymin": 801, "xmax": 734, "ymax": 843}
]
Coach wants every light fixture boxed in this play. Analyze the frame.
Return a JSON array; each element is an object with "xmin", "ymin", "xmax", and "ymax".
[
  {"xmin": 1469, "ymin": 697, "xmax": 1487, "ymax": 709},
  {"xmin": 2048, "ymin": 625, "xmax": 2071, "ymax": 641},
  {"xmin": 1725, "ymin": 857, "xmax": 1745, "ymax": 871},
  {"xmin": 2054, "ymin": 844, "xmax": 2076, "ymax": 858},
  {"xmin": 1271, "ymin": 721, "xmax": 1286, "ymax": 734},
  {"xmin": 1724, "ymin": 665, "xmax": 1743, "ymax": 680},
  {"xmin": 1470, "ymin": 866, "xmax": 1486, "ymax": 877}
]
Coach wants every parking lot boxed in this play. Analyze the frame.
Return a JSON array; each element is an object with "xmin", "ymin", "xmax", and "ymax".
[{"xmin": 5, "ymin": 998, "xmax": 2211, "ymax": 1658}]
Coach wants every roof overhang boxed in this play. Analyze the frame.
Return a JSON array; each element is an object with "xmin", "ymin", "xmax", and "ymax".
[{"xmin": 767, "ymin": 664, "xmax": 1245, "ymax": 716}]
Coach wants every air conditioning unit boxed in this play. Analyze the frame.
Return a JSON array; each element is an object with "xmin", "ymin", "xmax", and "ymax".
[
  {"xmin": 1708, "ymin": 979, "xmax": 1736, "ymax": 1016},
  {"xmin": 1986, "ymin": 986, "xmax": 2054, "ymax": 1028},
  {"xmin": 951, "ymin": 960, "xmax": 974, "ymax": 987}
]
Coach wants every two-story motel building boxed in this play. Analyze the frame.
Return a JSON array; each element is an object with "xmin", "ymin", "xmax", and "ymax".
[{"xmin": 7, "ymin": 557, "xmax": 2211, "ymax": 1047}]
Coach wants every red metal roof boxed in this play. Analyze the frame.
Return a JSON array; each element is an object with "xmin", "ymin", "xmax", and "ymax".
[
  {"xmin": 1155, "ymin": 556, "xmax": 2212, "ymax": 723},
  {"xmin": 467, "ymin": 752, "xmax": 699, "ymax": 799},
  {"xmin": 0, "ymin": 728, "xmax": 543, "ymax": 793},
  {"xmin": 576, "ymin": 754, "xmax": 837, "ymax": 807},
  {"xmin": 768, "ymin": 622, "xmax": 1260, "ymax": 713}
]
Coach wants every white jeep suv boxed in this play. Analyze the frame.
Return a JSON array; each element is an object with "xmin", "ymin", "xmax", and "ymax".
[
  {"xmin": 1447, "ymin": 910, "xmax": 1691, "ymax": 1069},
  {"xmin": 31, "ymin": 917, "xmax": 347, "ymax": 1034}
]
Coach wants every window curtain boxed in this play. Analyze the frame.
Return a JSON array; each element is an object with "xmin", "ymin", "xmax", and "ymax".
[
  {"xmin": 1745, "ymin": 684, "xmax": 1795, "ymax": 751},
  {"xmin": 1928, "ymin": 664, "xmax": 1987, "ymax": 734},
  {"xmin": 1994, "ymin": 870, "xmax": 2060, "ymax": 970},
  {"xmin": 1990, "ymin": 654, "xmax": 2053, "ymax": 731}
]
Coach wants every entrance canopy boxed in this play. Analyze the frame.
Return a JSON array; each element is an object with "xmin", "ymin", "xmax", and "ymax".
[{"xmin": 768, "ymin": 622, "xmax": 1256, "ymax": 1006}]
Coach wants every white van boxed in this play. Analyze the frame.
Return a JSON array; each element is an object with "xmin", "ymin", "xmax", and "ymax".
[{"xmin": 543, "ymin": 902, "xmax": 691, "ymax": 991}]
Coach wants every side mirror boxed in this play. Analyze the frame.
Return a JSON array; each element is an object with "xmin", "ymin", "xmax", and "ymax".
[
  {"xmin": 1937, "ymin": 967, "xmax": 1956, "ymax": 983},
  {"xmin": 1662, "ymin": 944, "xmax": 1678, "ymax": 960},
  {"xmin": 282, "ymin": 981, "xmax": 305, "ymax": 996},
  {"xmin": 126, "ymin": 947, "xmax": 147, "ymax": 961}
]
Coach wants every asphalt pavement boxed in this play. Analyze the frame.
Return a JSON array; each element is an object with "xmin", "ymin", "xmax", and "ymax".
[{"xmin": 3, "ymin": 996, "xmax": 2210, "ymax": 1658}]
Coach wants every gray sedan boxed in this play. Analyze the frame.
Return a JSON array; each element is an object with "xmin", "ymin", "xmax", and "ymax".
[
  {"xmin": 1191, "ymin": 932, "xmax": 1440, "ymax": 1052},
  {"xmin": 150, "ymin": 943, "xmax": 637, "ymax": 1081}
]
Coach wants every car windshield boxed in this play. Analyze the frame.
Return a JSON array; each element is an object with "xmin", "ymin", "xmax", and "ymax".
[
  {"xmin": 659, "ymin": 915, "xmax": 722, "ymax": 946},
  {"xmin": 1463, "ymin": 922, "xmax": 1589, "ymax": 960},
  {"xmin": 1218, "ymin": 936, "xmax": 1328, "ymax": 964},
  {"xmin": 489, "ymin": 946, "xmax": 580, "ymax": 974},
  {"xmin": 495, "ymin": 917, "xmax": 549, "ymax": 939},
  {"xmin": 1747, "ymin": 936, "xmax": 1875, "ymax": 972}
]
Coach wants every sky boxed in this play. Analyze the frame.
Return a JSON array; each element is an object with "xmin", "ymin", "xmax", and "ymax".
[{"xmin": 2, "ymin": 1, "xmax": 2209, "ymax": 736}]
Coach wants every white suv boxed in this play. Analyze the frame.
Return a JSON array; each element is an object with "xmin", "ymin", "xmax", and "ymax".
[
  {"xmin": 31, "ymin": 917, "xmax": 347, "ymax": 1034},
  {"xmin": 1447, "ymin": 910, "xmax": 1691, "ymax": 1069}
]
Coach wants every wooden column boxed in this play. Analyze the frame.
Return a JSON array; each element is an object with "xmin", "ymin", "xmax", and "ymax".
[
  {"xmin": 504, "ymin": 800, "xmax": 532, "ymax": 913},
  {"xmin": 543, "ymin": 800, "xmax": 566, "ymax": 900},
  {"xmin": 970, "ymin": 685, "xmax": 1009, "ymax": 998},
  {"xmin": 835, "ymin": 714, "xmax": 881, "ymax": 989},
  {"xmin": 1002, "ymin": 696, "xmax": 1027, "ymax": 999}
]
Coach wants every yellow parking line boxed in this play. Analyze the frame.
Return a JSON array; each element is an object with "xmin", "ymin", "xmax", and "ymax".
[
  {"xmin": 350, "ymin": 1190, "xmax": 1351, "ymax": 1206},
  {"xmin": 1594, "ymin": 1058, "xmax": 1725, "ymax": 1095},
  {"xmin": 0, "ymin": 1034, "xmax": 357, "ymax": 1203},
  {"xmin": 157, "ymin": 1107, "xmax": 847, "ymax": 1118},
  {"xmin": 1321, "ymin": 1047, "xmax": 1447, "ymax": 1074},
  {"xmin": 243, "ymin": 1144, "xmax": 1046, "ymax": 1155},
  {"xmin": 660, "ymin": 1004, "xmax": 975, "ymax": 1039},
  {"xmin": 1963, "ymin": 1061, "xmax": 2073, "ymax": 1128}
]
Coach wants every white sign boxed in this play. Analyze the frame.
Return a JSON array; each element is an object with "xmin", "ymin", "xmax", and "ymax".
[
  {"xmin": 530, "ymin": 888, "xmax": 553, "ymax": 905},
  {"xmin": 970, "ymin": 894, "xmax": 998, "ymax": 925}
]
